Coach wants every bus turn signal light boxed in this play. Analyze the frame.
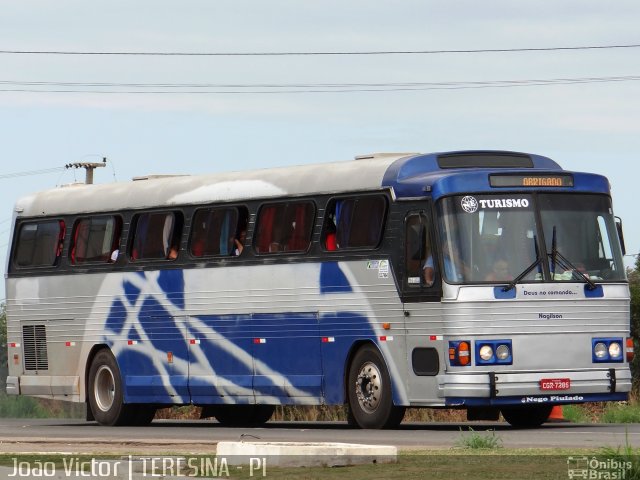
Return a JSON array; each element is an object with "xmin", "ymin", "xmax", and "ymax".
[
  {"xmin": 449, "ymin": 340, "xmax": 471, "ymax": 367},
  {"xmin": 627, "ymin": 337, "xmax": 634, "ymax": 363}
]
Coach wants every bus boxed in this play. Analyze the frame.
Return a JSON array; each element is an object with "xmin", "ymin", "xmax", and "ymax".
[{"xmin": 4, "ymin": 150, "xmax": 632, "ymax": 428}]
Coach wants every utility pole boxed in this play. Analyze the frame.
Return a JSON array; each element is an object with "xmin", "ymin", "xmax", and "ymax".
[{"xmin": 65, "ymin": 157, "xmax": 107, "ymax": 184}]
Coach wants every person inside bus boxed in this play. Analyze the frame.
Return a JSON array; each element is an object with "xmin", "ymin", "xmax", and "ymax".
[
  {"xmin": 233, "ymin": 228, "xmax": 246, "ymax": 256},
  {"xmin": 325, "ymin": 222, "xmax": 338, "ymax": 251},
  {"xmin": 423, "ymin": 241, "xmax": 469, "ymax": 285},
  {"xmin": 167, "ymin": 244, "xmax": 179, "ymax": 260},
  {"xmin": 484, "ymin": 257, "xmax": 512, "ymax": 281}
]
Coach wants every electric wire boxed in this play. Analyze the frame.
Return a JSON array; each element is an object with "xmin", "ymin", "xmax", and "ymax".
[
  {"xmin": 1, "ymin": 43, "xmax": 639, "ymax": 57},
  {"xmin": 0, "ymin": 75, "xmax": 638, "ymax": 95},
  {"xmin": 0, "ymin": 167, "xmax": 65, "ymax": 179}
]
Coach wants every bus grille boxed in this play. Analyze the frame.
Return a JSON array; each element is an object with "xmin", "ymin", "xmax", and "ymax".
[{"xmin": 22, "ymin": 325, "xmax": 49, "ymax": 371}]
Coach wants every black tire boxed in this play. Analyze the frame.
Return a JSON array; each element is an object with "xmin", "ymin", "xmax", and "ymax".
[
  {"xmin": 87, "ymin": 349, "xmax": 134, "ymax": 426},
  {"xmin": 347, "ymin": 345, "xmax": 405, "ymax": 429},
  {"xmin": 501, "ymin": 405, "xmax": 553, "ymax": 428},
  {"xmin": 130, "ymin": 405, "xmax": 156, "ymax": 426},
  {"xmin": 213, "ymin": 405, "xmax": 275, "ymax": 427}
]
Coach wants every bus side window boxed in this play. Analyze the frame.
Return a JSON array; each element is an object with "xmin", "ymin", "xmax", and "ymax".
[
  {"xmin": 405, "ymin": 213, "xmax": 434, "ymax": 287},
  {"xmin": 130, "ymin": 211, "xmax": 183, "ymax": 261},
  {"xmin": 13, "ymin": 219, "xmax": 66, "ymax": 268},
  {"xmin": 254, "ymin": 201, "xmax": 315, "ymax": 254},
  {"xmin": 322, "ymin": 195, "xmax": 386, "ymax": 251},
  {"xmin": 189, "ymin": 206, "xmax": 248, "ymax": 257},
  {"xmin": 70, "ymin": 215, "xmax": 123, "ymax": 264}
]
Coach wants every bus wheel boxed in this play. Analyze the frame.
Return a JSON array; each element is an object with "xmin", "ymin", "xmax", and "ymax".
[
  {"xmin": 347, "ymin": 345, "xmax": 405, "ymax": 429},
  {"xmin": 88, "ymin": 349, "xmax": 133, "ymax": 426},
  {"xmin": 214, "ymin": 405, "xmax": 275, "ymax": 427},
  {"xmin": 501, "ymin": 405, "xmax": 552, "ymax": 428}
]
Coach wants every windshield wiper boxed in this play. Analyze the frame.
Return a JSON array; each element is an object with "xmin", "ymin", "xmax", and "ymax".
[
  {"xmin": 550, "ymin": 226, "xmax": 557, "ymax": 277},
  {"xmin": 549, "ymin": 249, "xmax": 598, "ymax": 290},
  {"xmin": 502, "ymin": 236, "xmax": 542, "ymax": 292},
  {"xmin": 550, "ymin": 225, "xmax": 598, "ymax": 290}
]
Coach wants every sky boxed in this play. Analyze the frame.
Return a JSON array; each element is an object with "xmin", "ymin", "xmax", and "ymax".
[{"xmin": 0, "ymin": 0, "xmax": 639, "ymax": 298}]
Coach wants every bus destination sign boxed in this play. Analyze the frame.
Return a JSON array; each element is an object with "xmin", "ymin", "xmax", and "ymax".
[{"xmin": 490, "ymin": 174, "xmax": 574, "ymax": 188}]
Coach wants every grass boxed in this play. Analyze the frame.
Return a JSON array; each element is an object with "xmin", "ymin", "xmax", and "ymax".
[
  {"xmin": 602, "ymin": 402, "xmax": 640, "ymax": 424},
  {"xmin": 155, "ymin": 405, "xmax": 468, "ymax": 422},
  {"xmin": 0, "ymin": 453, "xmax": 580, "ymax": 480},
  {"xmin": 0, "ymin": 394, "xmax": 85, "ymax": 419},
  {"xmin": 599, "ymin": 432, "xmax": 640, "ymax": 480},
  {"xmin": 454, "ymin": 428, "xmax": 503, "ymax": 450}
]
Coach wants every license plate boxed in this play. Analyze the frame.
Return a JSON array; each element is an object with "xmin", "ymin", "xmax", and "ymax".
[{"xmin": 540, "ymin": 378, "xmax": 571, "ymax": 391}]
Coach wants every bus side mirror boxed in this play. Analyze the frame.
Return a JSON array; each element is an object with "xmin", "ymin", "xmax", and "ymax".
[{"xmin": 615, "ymin": 216, "xmax": 626, "ymax": 256}]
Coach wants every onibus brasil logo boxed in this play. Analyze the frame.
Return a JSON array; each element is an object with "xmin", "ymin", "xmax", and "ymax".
[{"xmin": 567, "ymin": 456, "xmax": 632, "ymax": 479}]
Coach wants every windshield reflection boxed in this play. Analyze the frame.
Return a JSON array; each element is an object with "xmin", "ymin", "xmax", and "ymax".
[{"xmin": 436, "ymin": 193, "xmax": 625, "ymax": 284}]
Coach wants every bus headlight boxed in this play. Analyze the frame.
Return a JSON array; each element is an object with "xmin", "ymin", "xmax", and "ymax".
[
  {"xmin": 592, "ymin": 338, "xmax": 624, "ymax": 363},
  {"xmin": 496, "ymin": 344, "xmax": 511, "ymax": 361},
  {"xmin": 479, "ymin": 345, "xmax": 494, "ymax": 361},
  {"xmin": 608, "ymin": 342, "xmax": 622, "ymax": 360},
  {"xmin": 593, "ymin": 342, "xmax": 608, "ymax": 360},
  {"xmin": 475, "ymin": 340, "xmax": 512, "ymax": 365}
]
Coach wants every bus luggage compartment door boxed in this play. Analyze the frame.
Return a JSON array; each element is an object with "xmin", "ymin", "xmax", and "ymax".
[{"xmin": 252, "ymin": 312, "xmax": 323, "ymax": 400}]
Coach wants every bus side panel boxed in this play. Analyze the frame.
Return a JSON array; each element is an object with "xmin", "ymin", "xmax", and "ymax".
[
  {"xmin": 103, "ymin": 271, "xmax": 190, "ymax": 404},
  {"xmin": 188, "ymin": 314, "xmax": 255, "ymax": 404}
]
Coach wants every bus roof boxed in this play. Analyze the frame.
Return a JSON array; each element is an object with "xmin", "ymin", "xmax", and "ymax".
[{"xmin": 13, "ymin": 150, "xmax": 610, "ymax": 217}]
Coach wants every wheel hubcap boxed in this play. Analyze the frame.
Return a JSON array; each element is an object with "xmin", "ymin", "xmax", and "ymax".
[
  {"xmin": 94, "ymin": 365, "xmax": 115, "ymax": 412},
  {"xmin": 355, "ymin": 361, "xmax": 382, "ymax": 413}
]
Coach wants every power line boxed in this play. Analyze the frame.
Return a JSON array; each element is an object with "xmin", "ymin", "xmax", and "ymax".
[
  {"xmin": 1, "ymin": 43, "xmax": 639, "ymax": 57},
  {"xmin": 0, "ymin": 167, "xmax": 65, "ymax": 179},
  {"xmin": 0, "ymin": 75, "xmax": 638, "ymax": 95}
]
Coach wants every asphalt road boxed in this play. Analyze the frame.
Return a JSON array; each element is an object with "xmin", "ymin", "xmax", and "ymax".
[{"xmin": 1, "ymin": 418, "xmax": 639, "ymax": 453}]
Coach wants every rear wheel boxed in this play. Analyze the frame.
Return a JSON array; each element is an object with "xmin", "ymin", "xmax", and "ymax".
[
  {"xmin": 88, "ymin": 349, "xmax": 135, "ymax": 426},
  {"xmin": 213, "ymin": 405, "xmax": 275, "ymax": 427},
  {"xmin": 347, "ymin": 345, "xmax": 405, "ymax": 429},
  {"xmin": 501, "ymin": 405, "xmax": 553, "ymax": 428}
]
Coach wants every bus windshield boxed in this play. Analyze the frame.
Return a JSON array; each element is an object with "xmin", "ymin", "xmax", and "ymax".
[
  {"xmin": 436, "ymin": 193, "xmax": 625, "ymax": 284},
  {"xmin": 538, "ymin": 193, "xmax": 625, "ymax": 282}
]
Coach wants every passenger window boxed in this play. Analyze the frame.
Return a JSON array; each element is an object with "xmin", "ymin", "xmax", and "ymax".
[
  {"xmin": 190, "ymin": 206, "xmax": 248, "ymax": 257},
  {"xmin": 14, "ymin": 219, "xmax": 66, "ymax": 267},
  {"xmin": 322, "ymin": 195, "xmax": 386, "ymax": 250},
  {"xmin": 130, "ymin": 211, "xmax": 183, "ymax": 261},
  {"xmin": 254, "ymin": 201, "xmax": 315, "ymax": 254},
  {"xmin": 70, "ymin": 216, "xmax": 122, "ymax": 264}
]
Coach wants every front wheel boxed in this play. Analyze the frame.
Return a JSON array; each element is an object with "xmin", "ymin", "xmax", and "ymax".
[
  {"xmin": 501, "ymin": 405, "xmax": 552, "ymax": 428},
  {"xmin": 347, "ymin": 345, "xmax": 405, "ymax": 429},
  {"xmin": 213, "ymin": 405, "xmax": 275, "ymax": 427},
  {"xmin": 88, "ymin": 349, "xmax": 134, "ymax": 426}
]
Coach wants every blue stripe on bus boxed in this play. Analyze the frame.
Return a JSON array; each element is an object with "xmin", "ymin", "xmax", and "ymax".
[
  {"xmin": 106, "ymin": 298, "xmax": 127, "ymax": 334},
  {"xmin": 123, "ymin": 279, "xmax": 142, "ymax": 303},
  {"xmin": 320, "ymin": 262, "xmax": 353, "ymax": 294},
  {"xmin": 107, "ymin": 269, "xmax": 395, "ymax": 406},
  {"xmin": 158, "ymin": 269, "xmax": 185, "ymax": 309}
]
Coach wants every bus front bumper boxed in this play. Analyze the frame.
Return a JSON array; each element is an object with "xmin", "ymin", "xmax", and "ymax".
[
  {"xmin": 440, "ymin": 368, "xmax": 631, "ymax": 407},
  {"xmin": 6, "ymin": 376, "xmax": 19, "ymax": 395}
]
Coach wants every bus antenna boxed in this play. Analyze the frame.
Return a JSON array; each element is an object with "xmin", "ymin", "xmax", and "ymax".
[{"xmin": 65, "ymin": 157, "xmax": 107, "ymax": 184}]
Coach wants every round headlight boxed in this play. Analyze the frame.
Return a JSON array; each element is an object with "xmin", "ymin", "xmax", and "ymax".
[
  {"xmin": 609, "ymin": 342, "xmax": 622, "ymax": 359},
  {"xmin": 594, "ymin": 342, "xmax": 608, "ymax": 359},
  {"xmin": 496, "ymin": 344, "xmax": 511, "ymax": 360},
  {"xmin": 479, "ymin": 345, "xmax": 494, "ymax": 361}
]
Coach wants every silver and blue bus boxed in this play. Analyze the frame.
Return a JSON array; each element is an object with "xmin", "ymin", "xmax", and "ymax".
[{"xmin": 4, "ymin": 150, "xmax": 632, "ymax": 428}]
